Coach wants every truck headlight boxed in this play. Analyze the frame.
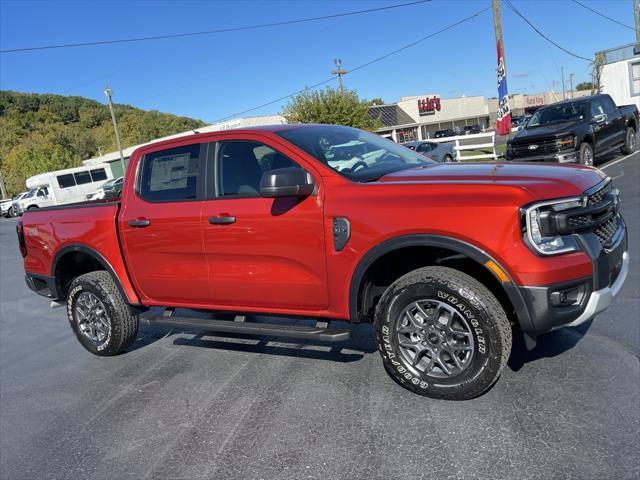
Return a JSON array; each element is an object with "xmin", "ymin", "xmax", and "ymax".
[
  {"xmin": 522, "ymin": 197, "xmax": 585, "ymax": 255},
  {"xmin": 557, "ymin": 135, "xmax": 576, "ymax": 149}
]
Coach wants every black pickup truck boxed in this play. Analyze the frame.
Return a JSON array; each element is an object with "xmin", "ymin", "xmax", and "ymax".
[{"xmin": 506, "ymin": 94, "xmax": 638, "ymax": 165}]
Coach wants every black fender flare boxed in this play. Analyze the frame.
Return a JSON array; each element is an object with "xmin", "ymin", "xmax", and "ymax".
[
  {"xmin": 348, "ymin": 234, "xmax": 534, "ymax": 332},
  {"xmin": 51, "ymin": 244, "xmax": 142, "ymax": 307}
]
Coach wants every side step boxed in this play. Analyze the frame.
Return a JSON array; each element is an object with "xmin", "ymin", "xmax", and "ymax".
[{"xmin": 141, "ymin": 312, "xmax": 351, "ymax": 343}]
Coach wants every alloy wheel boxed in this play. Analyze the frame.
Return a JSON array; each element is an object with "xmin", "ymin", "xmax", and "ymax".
[
  {"xmin": 75, "ymin": 292, "xmax": 110, "ymax": 346},
  {"xmin": 396, "ymin": 299, "xmax": 475, "ymax": 378}
]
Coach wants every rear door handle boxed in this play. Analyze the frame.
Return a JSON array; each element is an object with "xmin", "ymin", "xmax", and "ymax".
[
  {"xmin": 209, "ymin": 216, "xmax": 236, "ymax": 225},
  {"xmin": 128, "ymin": 219, "xmax": 151, "ymax": 228}
]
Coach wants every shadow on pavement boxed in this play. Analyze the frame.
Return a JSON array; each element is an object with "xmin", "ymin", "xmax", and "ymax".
[{"xmin": 508, "ymin": 319, "xmax": 593, "ymax": 372}]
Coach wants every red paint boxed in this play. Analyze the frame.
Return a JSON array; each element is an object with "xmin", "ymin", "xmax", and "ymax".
[{"xmin": 20, "ymin": 126, "xmax": 607, "ymax": 321}]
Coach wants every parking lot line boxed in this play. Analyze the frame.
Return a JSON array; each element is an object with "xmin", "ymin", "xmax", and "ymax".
[{"xmin": 600, "ymin": 151, "xmax": 639, "ymax": 170}]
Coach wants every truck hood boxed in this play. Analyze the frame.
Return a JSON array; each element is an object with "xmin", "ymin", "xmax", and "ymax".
[
  {"xmin": 376, "ymin": 162, "xmax": 607, "ymax": 199},
  {"xmin": 511, "ymin": 121, "xmax": 578, "ymax": 143}
]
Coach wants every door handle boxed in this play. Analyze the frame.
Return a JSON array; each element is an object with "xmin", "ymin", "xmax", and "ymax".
[
  {"xmin": 128, "ymin": 219, "xmax": 151, "ymax": 228},
  {"xmin": 209, "ymin": 216, "xmax": 236, "ymax": 225}
]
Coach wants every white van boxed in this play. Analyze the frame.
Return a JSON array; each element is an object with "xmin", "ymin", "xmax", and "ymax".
[{"xmin": 18, "ymin": 164, "xmax": 113, "ymax": 212}]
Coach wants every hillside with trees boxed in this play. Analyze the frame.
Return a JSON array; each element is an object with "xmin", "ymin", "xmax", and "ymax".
[{"xmin": 0, "ymin": 91, "xmax": 206, "ymax": 195}]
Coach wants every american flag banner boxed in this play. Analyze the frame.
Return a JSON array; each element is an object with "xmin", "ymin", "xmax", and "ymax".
[{"xmin": 496, "ymin": 39, "xmax": 511, "ymax": 136}]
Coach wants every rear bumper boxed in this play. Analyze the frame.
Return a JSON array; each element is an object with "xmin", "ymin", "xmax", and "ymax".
[
  {"xmin": 25, "ymin": 273, "xmax": 59, "ymax": 299},
  {"xmin": 518, "ymin": 219, "xmax": 628, "ymax": 334}
]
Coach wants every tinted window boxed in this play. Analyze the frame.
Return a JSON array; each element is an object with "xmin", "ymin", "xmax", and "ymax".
[
  {"xmin": 600, "ymin": 96, "xmax": 616, "ymax": 114},
  {"xmin": 57, "ymin": 174, "xmax": 76, "ymax": 188},
  {"xmin": 591, "ymin": 99, "xmax": 606, "ymax": 118},
  {"xmin": 74, "ymin": 171, "xmax": 92, "ymax": 185},
  {"xmin": 417, "ymin": 143, "xmax": 435, "ymax": 153},
  {"xmin": 90, "ymin": 168, "xmax": 107, "ymax": 181},
  {"xmin": 140, "ymin": 144, "xmax": 200, "ymax": 202},
  {"xmin": 217, "ymin": 141, "xmax": 299, "ymax": 197}
]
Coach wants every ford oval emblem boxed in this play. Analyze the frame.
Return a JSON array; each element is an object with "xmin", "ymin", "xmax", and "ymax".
[{"xmin": 528, "ymin": 144, "xmax": 539, "ymax": 150}]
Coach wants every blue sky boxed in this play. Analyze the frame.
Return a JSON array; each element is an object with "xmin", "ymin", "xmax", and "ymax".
[{"xmin": 0, "ymin": 0, "xmax": 635, "ymax": 122}]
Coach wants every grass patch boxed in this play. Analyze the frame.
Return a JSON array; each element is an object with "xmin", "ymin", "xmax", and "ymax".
[{"xmin": 458, "ymin": 143, "xmax": 506, "ymax": 162}]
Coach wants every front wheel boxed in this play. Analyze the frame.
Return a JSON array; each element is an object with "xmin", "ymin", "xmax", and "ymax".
[
  {"xmin": 374, "ymin": 266, "xmax": 512, "ymax": 400},
  {"xmin": 579, "ymin": 142, "xmax": 594, "ymax": 166},
  {"xmin": 621, "ymin": 127, "xmax": 637, "ymax": 155},
  {"xmin": 67, "ymin": 271, "xmax": 138, "ymax": 356}
]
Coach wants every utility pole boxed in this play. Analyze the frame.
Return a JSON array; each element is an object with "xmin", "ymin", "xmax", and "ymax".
[
  {"xmin": 0, "ymin": 170, "xmax": 8, "ymax": 200},
  {"xmin": 331, "ymin": 59, "xmax": 348, "ymax": 91},
  {"xmin": 635, "ymin": 0, "xmax": 640, "ymax": 53},
  {"xmin": 104, "ymin": 85, "xmax": 126, "ymax": 173},
  {"xmin": 561, "ymin": 67, "xmax": 566, "ymax": 100},
  {"xmin": 492, "ymin": 0, "xmax": 511, "ymax": 136},
  {"xmin": 569, "ymin": 73, "xmax": 574, "ymax": 98}
]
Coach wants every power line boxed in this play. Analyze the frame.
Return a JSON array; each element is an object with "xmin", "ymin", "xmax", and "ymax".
[
  {"xmin": 0, "ymin": 0, "xmax": 431, "ymax": 54},
  {"xmin": 206, "ymin": 6, "xmax": 490, "ymax": 125},
  {"xmin": 503, "ymin": 0, "xmax": 592, "ymax": 62},
  {"xmin": 570, "ymin": 0, "xmax": 634, "ymax": 31}
]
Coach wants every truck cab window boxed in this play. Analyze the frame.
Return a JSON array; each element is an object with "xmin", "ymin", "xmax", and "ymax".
[
  {"xmin": 217, "ymin": 141, "xmax": 299, "ymax": 197},
  {"xmin": 140, "ymin": 144, "xmax": 201, "ymax": 202}
]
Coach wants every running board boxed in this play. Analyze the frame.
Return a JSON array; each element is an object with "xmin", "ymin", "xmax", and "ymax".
[{"xmin": 141, "ymin": 314, "xmax": 351, "ymax": 342}]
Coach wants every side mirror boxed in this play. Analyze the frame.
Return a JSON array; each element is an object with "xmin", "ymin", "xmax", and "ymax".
[
  {"xmin": 260, "ymin": 167, "xmax": 315, "ymax": 198},
  {"xmin": 593, "ymin": 113, "xmax": 607, "ymax": 124}
]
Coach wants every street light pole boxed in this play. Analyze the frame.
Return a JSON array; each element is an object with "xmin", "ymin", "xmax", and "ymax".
[
  {"xmin": 104, "ymin": 85, "xmax": 127, "ymax": 173},
  {"xmin": 569, "ymin": 73, "xmax": 574, "ymax": 99}
]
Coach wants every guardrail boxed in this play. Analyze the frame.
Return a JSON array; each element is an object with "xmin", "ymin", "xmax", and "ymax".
[{"xmin": 429, "ymin": 131, "xmax": 498, "ymax": 161}]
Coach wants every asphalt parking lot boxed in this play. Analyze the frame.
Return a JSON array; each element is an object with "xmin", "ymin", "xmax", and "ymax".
[{"xmin": 1, "ymin": 152, "xmax": 638, "ymax": 480}]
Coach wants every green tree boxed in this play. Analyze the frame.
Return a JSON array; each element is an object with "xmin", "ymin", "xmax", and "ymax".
[
  {"xmin": 283, "ymin": 87, "xmax": 381, "ymax": 131},
  {"xmin": 575, "ymin": 82, "xmax": 594, "ymax": 91},
  {"xmin": 1, "ymin": 133, "xmax": 79, "ymax": 194}
]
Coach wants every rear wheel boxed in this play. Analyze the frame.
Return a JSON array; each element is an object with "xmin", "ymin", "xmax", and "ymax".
[
  {"xmin": 621, "ymin": 127, "xmax": 637, "ymax": 155},
  {"xmin": 67, "ymin": 271, "xmax": 138, "ymax": 356},
  {"xmin": 27, "ymin": 205, "xmax": 38, "ymax": 211},
  {"xmin": 443, "ymin": 154, "xmax": 454, "ymax": 163},
  {"xmin": 374, "ymin": 266, "xmax": 512, "ymax": 400},
  {"xmin": 579, "ymin": 142, "xmax": 594, "ymax": 166}
]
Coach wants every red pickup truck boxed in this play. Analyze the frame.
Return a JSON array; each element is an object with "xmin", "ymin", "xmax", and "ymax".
[{"xmin": 18, "ymin": 124, "xmax": 629, "ymax": 400}]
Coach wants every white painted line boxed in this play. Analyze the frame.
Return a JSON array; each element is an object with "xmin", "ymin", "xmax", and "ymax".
[{"xmin": 600, "ymin": 151, "xmax": 639, "ymax": 170}]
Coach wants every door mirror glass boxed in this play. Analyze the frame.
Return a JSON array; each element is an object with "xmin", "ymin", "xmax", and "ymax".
[{"xmin": 260, "ymin": 167, "xmax": 315, "ymax": 198}]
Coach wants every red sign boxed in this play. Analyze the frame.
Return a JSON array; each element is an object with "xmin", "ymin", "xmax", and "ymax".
[{"xmin": 417, "ymin": 96, "xmax": 441, "ymax": 115}]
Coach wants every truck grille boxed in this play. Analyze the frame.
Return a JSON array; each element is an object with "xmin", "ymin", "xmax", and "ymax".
[
  {"xmin": 594, "ymin": 216, "xmax": 619, "ymax": 247},
  {"xmin": 586, "ymin": 181, "xmax": 612, "ymax": 206},
  {"xmin": 511, "ymin": 139, "xmax": 559, "ymax": 157}
]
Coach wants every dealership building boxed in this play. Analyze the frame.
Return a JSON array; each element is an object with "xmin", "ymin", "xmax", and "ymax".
[{"xmin": 369, "ymin": 89, "xmax": 592, "ymax": 142}]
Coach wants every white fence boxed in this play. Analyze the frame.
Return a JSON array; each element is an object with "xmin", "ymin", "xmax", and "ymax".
[{"xmin": 430, "ymin": 131, "xmax": 498, "ymax": 161}]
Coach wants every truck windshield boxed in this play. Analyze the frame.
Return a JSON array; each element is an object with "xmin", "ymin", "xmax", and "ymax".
[
  {"xmin": 276, "ymin": 125, "xmax": 433, "ymax": 182},
  {"xmin": 526, "ymin": 103, "xmax": 587, "ymax": 128}
]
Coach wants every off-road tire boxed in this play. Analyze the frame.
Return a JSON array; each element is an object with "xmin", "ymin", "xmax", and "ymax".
[
  {"xmin": 67, "ymin": 271, "xmax": 138, "ymax": 356},
  {"xmin": 579, "ymin": 142, "xmax": 594, "ymax": 166},
  {"xmin": 621, "ymin": 127, "xmax": 637, "ymax": 155},
  {"xmin": 374, "ymin": 266, "xmax": 511, "ymax": 400}
]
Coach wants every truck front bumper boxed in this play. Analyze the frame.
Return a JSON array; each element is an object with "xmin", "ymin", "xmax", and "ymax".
[
  {"xmin": 517, "ymin": 219, "xmax": 628, "ymax": 334},
  {"xmin": 505, "ymin": 151, "xmax": 578, "ymax": 163}
]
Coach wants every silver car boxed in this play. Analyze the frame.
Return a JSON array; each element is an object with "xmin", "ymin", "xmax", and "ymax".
[{"xmin": 402, "ymin": 141, "xmax": 457, "ymax": 162}]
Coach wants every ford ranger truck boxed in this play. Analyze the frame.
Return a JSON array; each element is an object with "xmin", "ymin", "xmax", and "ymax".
[
  {"xmin": 18, "ymin": 124, "xmax": 629, "ymax": 400},
  {"xmin": 506, "ymin": 94, "xmax": 638, "ymax": 165}
]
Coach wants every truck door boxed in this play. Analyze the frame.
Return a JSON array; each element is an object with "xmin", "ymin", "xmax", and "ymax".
[
  {"xmin": 201, "ymin": 137, "xmax": 328, "ymax": 310},
  {"xmin": 590, "ymin": 98, "xmax": 618, "ymax": 154},
  {"xmin": 119, "ymin": 142, "xmax": 211, "ymax": 306}
]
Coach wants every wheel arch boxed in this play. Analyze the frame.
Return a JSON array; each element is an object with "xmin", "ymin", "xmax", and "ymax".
[
  {"xmin": 51, "ymin": 244, "xmax": 143, "ymax": 308},
  {"xmin": 348, "ymin": 234, "xmax": 534, "ymax": 332}
]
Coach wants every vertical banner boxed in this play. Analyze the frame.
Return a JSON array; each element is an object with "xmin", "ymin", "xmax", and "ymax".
[{"xmin": 496, "ymin": 39, "xmax": 511, "ymax": 136}]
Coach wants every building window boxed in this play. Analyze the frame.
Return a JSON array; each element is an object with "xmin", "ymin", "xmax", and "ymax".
[{"xmin": 631, "ymin": 61, "xmax": 640, "ymax": 96}]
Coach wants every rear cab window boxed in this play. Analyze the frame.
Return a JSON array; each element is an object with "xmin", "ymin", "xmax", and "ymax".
[{"xmin": 139, "ymin": 143, "xmax": 202, "ymax": 202}]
